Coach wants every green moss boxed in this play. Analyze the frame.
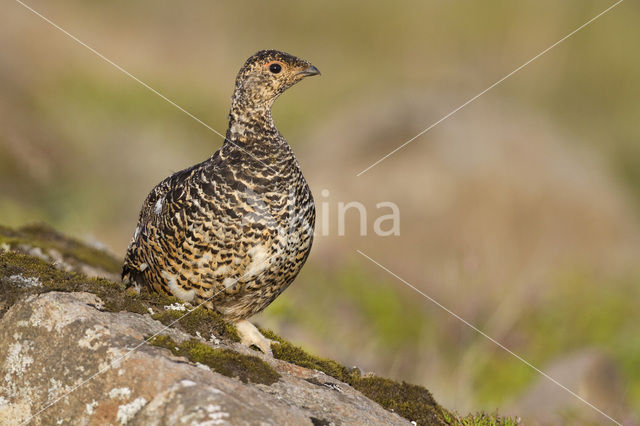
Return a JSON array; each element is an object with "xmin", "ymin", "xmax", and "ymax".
[
  {"xmin": 148, "ymin": 335, "xmax": 280, "ymax": 385},
  {"xmin": 152, "ymin": 307, "xmax": 240, "ymax": 343},
  {"xmin": 262, "ymin": 329, "xmax": 354, "ymax": 381},
  {"xmin": 262, "ymin": 328, "xmax": 453, "ymax": 425},
  {"xmin": 0, "ymin": 249, "xmax": 238, "ymax": 344},
  {"xmin": 0, "ymin": 223, "xmax": 121, "ymax": 274},
  {"xmin": 354, "ymin": 376, "xmax": 448, "ymax": 425},
  {"xmin": 442, "ymin": 411, "xmax": 521, "ymax": 425},
  {"xmin": 0, "ymin": 249, "xmax": 135, "ymax": 316}
]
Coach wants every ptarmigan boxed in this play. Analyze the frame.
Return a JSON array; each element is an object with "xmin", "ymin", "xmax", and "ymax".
[{"xmin": 122, "ymin": 50, "xmax": 319, "ymax": 354}]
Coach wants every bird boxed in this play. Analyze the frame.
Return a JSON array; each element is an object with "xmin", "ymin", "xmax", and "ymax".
[{"xmin": 122, "ymin": 50, "xmax": 320, "ymax": 354}]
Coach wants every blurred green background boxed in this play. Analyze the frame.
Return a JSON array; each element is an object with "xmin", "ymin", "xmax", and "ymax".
[{"xmin": 2, "ymin": 0, "xmax": 639, "ymax": 423}]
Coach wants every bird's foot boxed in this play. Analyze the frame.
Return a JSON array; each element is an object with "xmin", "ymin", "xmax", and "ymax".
[{"xmin": 235, "ymin": 319, "xmax": 277, "ymax": 356}]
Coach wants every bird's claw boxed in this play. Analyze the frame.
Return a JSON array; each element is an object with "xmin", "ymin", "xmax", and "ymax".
[{"xmin": 235, "ymin": 319, "xmax": 277, "ymax": 356}]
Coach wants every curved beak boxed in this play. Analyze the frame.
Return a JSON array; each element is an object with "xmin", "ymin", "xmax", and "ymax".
[{"xmin": 296, "ymin": 64, "xmax": 321, "ymax": 77}]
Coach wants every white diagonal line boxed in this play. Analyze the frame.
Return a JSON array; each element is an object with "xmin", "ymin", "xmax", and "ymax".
[
  {"xmin": 356, "ymin": 249, "xmax": 621, "ymax": 425},
  {"xmin": 356, "ymin": 0, "xmax": 625, "ymax": 177},
  {"xmin": 12, "ymin": 0, "xmax": 279, "ymax": 174}
]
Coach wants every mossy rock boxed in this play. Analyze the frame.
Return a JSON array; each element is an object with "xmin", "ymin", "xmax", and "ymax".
[
  {"xmin": 152, "ymin": 307, "xmax": 240, "ymax": 343},
  {"xmin": 353, "ymin": 376, "xmax": 448, "ymax": 425},
  {"xmin": 262, "ymin": 329, "xmax": 454, "ymax": 425},
  {"xmin": 0, "ymin": 224, "xmax": 520, "ymax": 425},
  {"xmin": 0, "ymin": 249, "xmax": 238, "ymax": 343},
  {"xmin": 148, "ymin": 335, "xmax": 280, "ymax": 385},
  {"xmin": 262, "ymin": 329, "xmax": 522, "ymax": 425},
  {"xmin": 262, "ymin": 328, "xmax": 355, "ymax": 382},
  {"xmin": 443, "ymin": 412, "xmax": 522, "ymax": 426},
  {"xmin": 0, "ymin": 249, "xmax": 127, "ymax": 316},
  {"xmin": 0, "ymin": 223, "xmax": 121, "ymax": 274}
]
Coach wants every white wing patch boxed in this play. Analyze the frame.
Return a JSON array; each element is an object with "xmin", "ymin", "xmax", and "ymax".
[
  {"xmin": 154, "ymin": 197, "xmax": 164, "ymax": 215},
  {"xmin": 222, "ymin": 277, "xmax": 236, "ymax": 289},
  {"xmin": 246, "ymin": 245, "xmax": 269, "ymax": 278},
  {"xmin": 161, "ymin": 270, "xmax": 196, "ymax": 302},
  {"xmin": 213, "ymin": 264, "xmax": 230, "ymax": 276},
  {"xmin": 197, "ymin": 253, "xmax": 213, "ymax": 268}
]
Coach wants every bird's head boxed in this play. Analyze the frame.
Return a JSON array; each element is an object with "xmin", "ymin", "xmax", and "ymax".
[{"xmin": 231, "ymin": 50, "xmax": 320, "ymax": 111}]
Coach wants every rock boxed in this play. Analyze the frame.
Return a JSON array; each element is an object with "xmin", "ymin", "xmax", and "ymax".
[
  {"xmin": 0, "ymin": 223, "xmax": 122, "ymax": 281},
  {"xmin": 1, "ymin": 224, "xmax": 478, "ymax": 425},
  {"xmin": 1, "ymin": 290, "xmax": 409, "ymax": 425}
]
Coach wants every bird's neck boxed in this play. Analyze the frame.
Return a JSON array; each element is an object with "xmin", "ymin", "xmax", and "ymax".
[
  {"xmin": 226, "ymin": 96, "xmax": 279, "ymax": 145},
  {"xmin": 219, "ymin": 94, "xmax": 298, "ymax": 175}
]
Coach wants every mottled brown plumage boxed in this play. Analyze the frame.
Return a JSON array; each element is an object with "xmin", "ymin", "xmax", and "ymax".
[{"xmin": 122, "ymin": 50, "xmax": 319, "ymax": 353}]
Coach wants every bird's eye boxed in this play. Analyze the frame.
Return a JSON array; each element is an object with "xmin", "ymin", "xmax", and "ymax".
[{"xmin": 269, "ymin": 63, "xmax": 282, "ymax": 74}]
